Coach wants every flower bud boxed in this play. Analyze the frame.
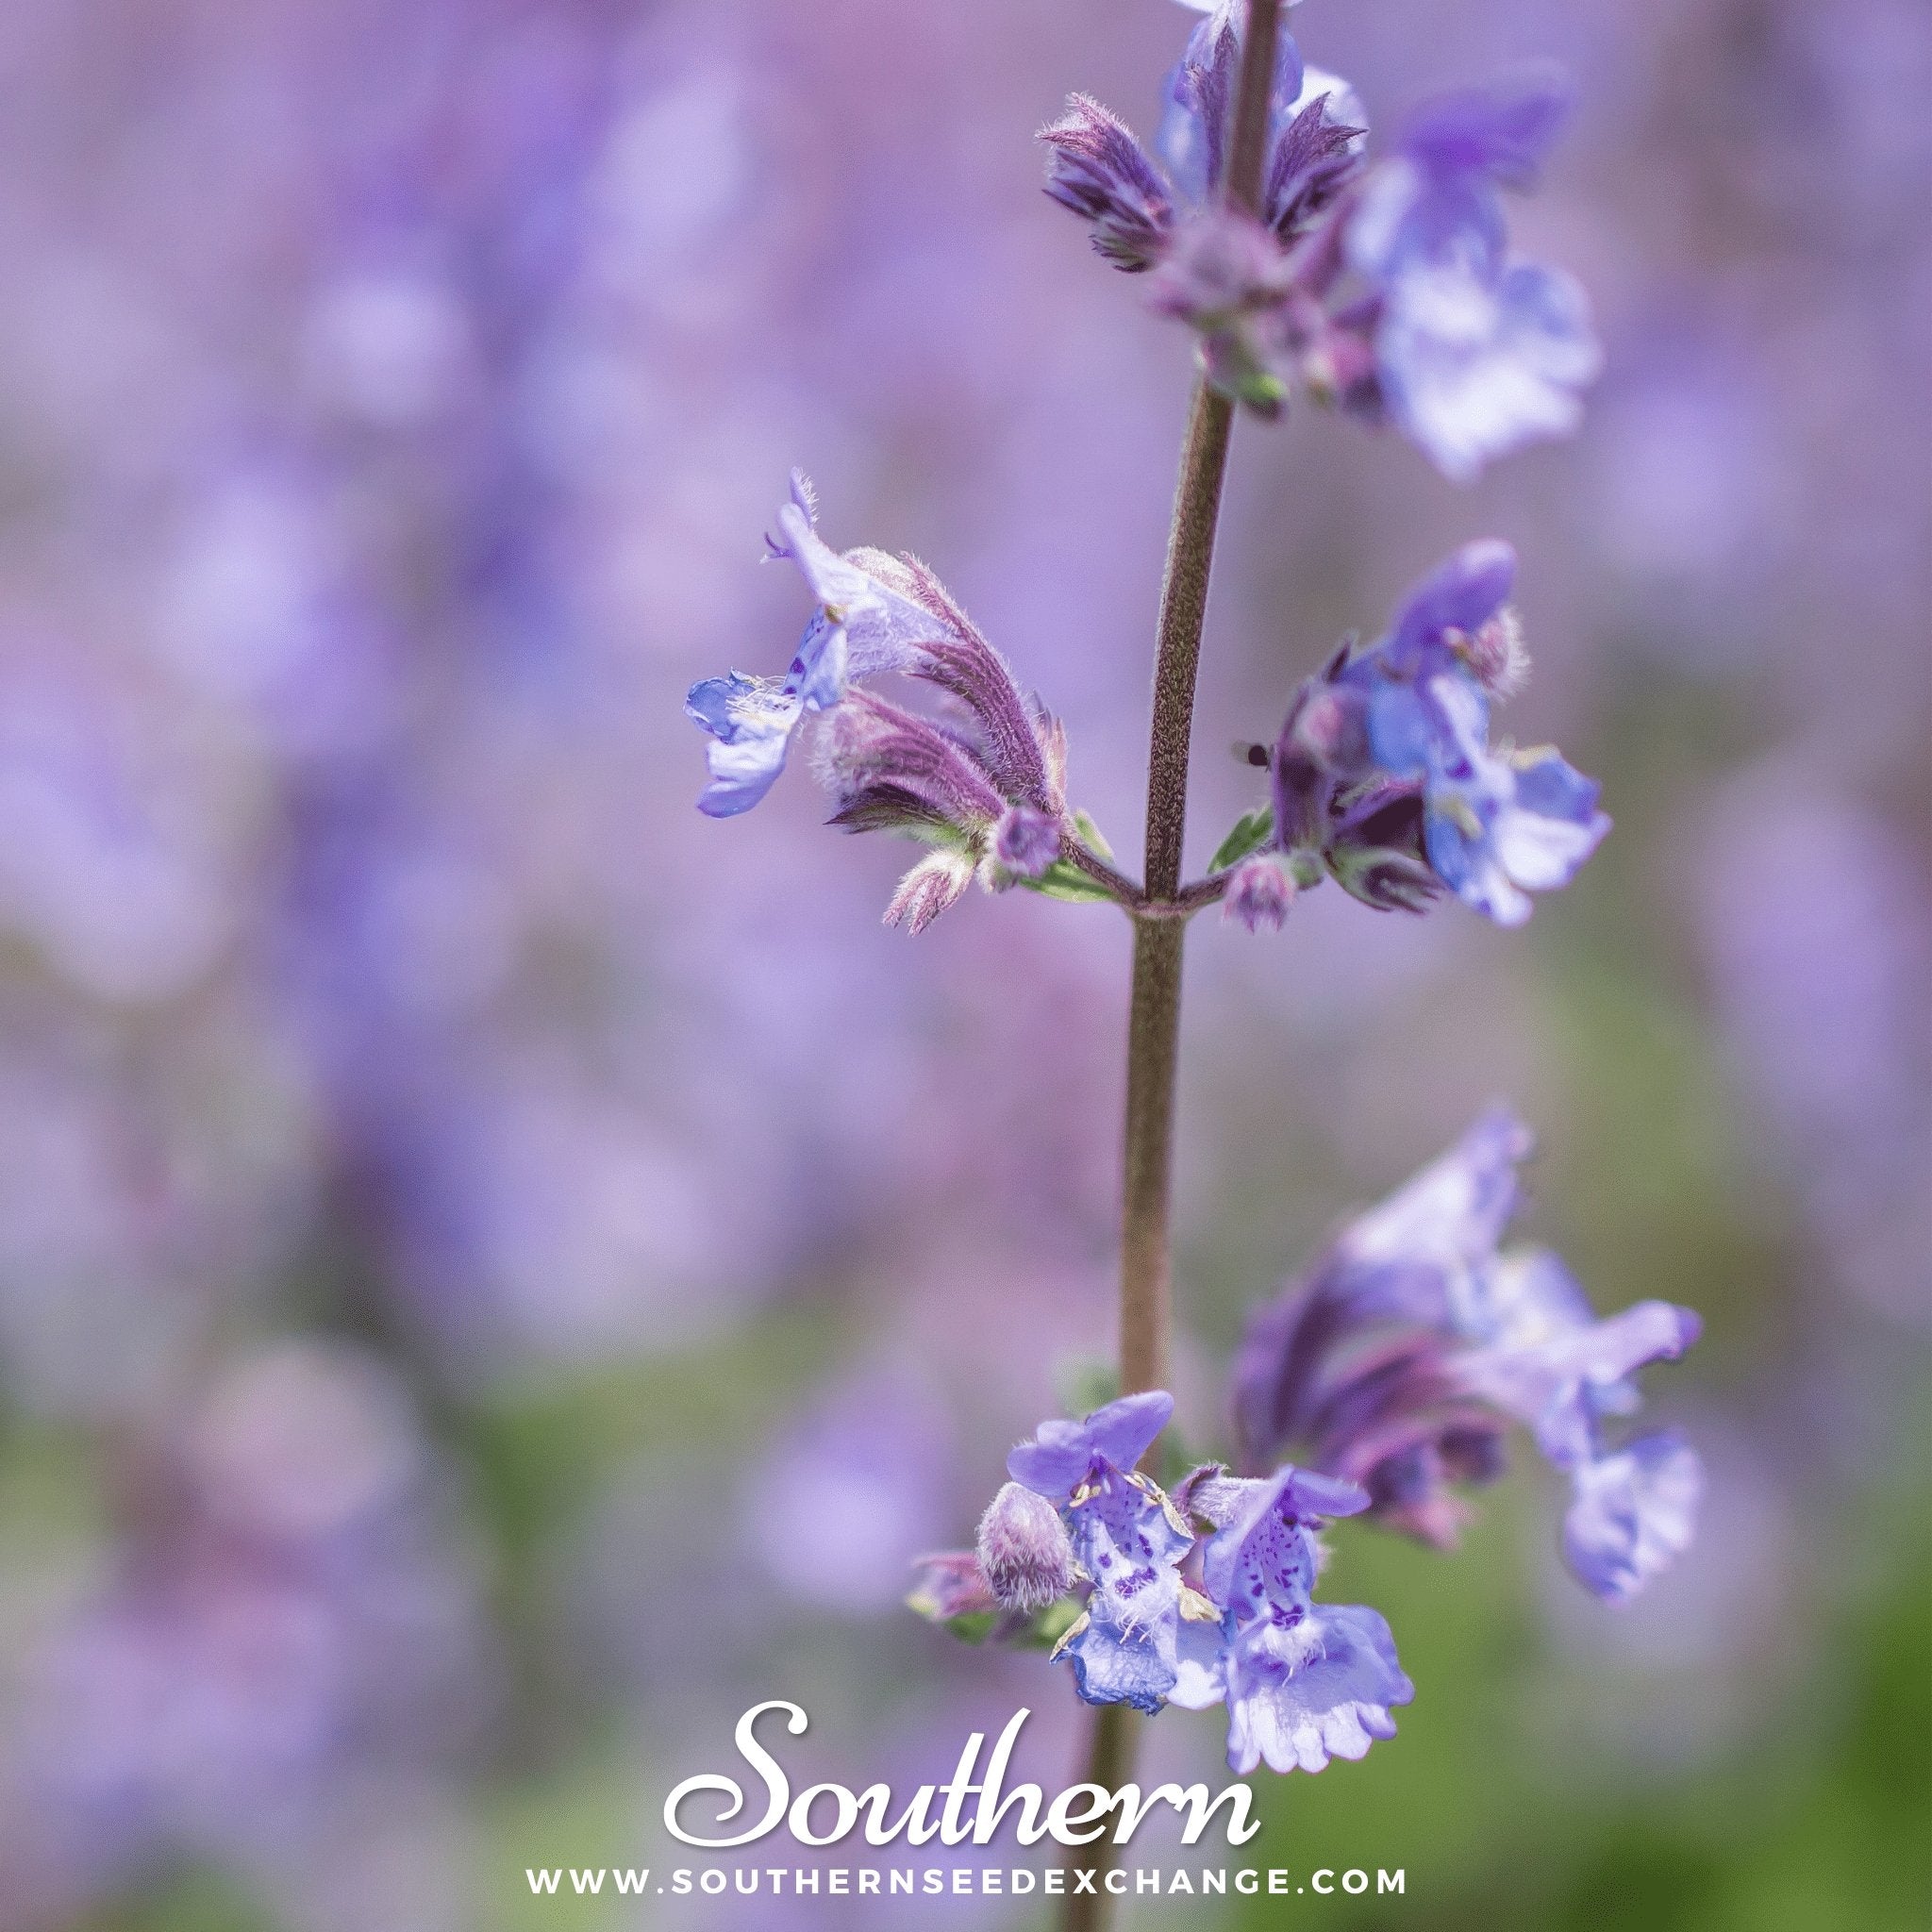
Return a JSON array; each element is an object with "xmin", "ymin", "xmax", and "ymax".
[
  {"xmin": 975, "ymin": 1481, "xmax": 1077, "ymax": 1612},
  {"xmin": 884, "ymin": 850, "xmax": 976, "ymax": 937},
  {"xmin": 1040, "ymin": 93, "xmax": 1175, "ymax": 274},
  {"xmin": 994, "ymin": 806, "xmax": 1061, "ymax": 878},
  {"xmin": 1224, "ymin": 853, "xmax": 1296, "ymax": 934},
  {"xmin": 1147, "ymin": 208, "xmax": 1298, "ymax": 417},
  {"xmin": 906, "ymin": 1551, "xmax": 998, "ymax": 1624}
]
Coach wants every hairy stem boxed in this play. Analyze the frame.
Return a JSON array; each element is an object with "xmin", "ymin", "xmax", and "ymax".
[
  {"xmin": 1141, "ymin": 379, "xmax": 1237, "ymax": 905},
  {"xmin": 1062, "ymin": 5, "xmax": 1280, "ymax": 1926}
]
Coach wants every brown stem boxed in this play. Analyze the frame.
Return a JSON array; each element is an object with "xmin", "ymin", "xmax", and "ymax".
[
  {"xmin": 1059, "ymin": 9, "xmax": 1282, "ymax": 1931},
  {"xmin": 1119, "ymin": 917, "xmax": 1184, "ymax": 1396},
  {"xmin": 1123, "ymin": 0, "xmax": 1279, "ymax": 1396},
  {"xmin": 1141, "ymin": 383, "xmax": 1235, "ymax": 906},
  {"xmin": 1061, "ymin": 1705, "xmax": 1139, "ymax": 1928},
  {"xmin": 1225, "ymin": 0, "xmax": 1281, "ymax": 220}
]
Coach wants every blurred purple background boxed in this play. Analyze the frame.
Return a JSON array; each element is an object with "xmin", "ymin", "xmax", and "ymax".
[{"xmin": 0, "ymin": 1, "xmax": 1924, "ymax": 1927}]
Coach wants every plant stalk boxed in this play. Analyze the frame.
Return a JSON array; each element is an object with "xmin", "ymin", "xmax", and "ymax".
[{"xmin": 1060, "ymin": 5, "xmax": 1280, "ymax": 1926}]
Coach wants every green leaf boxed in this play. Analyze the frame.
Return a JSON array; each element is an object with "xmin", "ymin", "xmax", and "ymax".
[
  {"xmin": 1017, "ymin": 860, "xmax": 1119, "ymax": 906},
  {"xmin": 1014, "ymin": 1595, "xmax": 1086, "ymax": 1652},
  {"xmin": 1072, "ymin": 808, "xmax": 1114, "ymax": 861},
  {"xmin": 941, "ymin": 1611, "xmax": 998, "ymax": 1646},
  {"xmin": 1208, "ymin": 804, "xmax": 1274, "ymax": 873}
]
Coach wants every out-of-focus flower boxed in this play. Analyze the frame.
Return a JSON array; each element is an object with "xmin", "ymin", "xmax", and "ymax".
[
  {"xmin": 750, "ymin": 1371, "xmax": 950, "ymax": 1612},
  {"xmin": 1692, "ymin": 769, "xmax": 1932, "ymax": 1326},
  {"xmin": 906, "ymin": 1551, "xmax": 999, "ymax": 1624},
  {"xmin": 1042, "ymin": 15, "xmax": 1595, "ymax": 473},
  {"xmin": 1232, "ymin": 1110, "xmax": 1704, "ymax": 1600},
  {"xmin": 1146, "ymin": 206, "xmax": 1301, "ymax": 418},
  {"xmin": 10, "ymin": 1344, "xmax": 487, "ymax": 1908},
  {"xmin": 1224, "ymin": 545, "xmax": 1607, "ymax": 927},
  {"xmin": 1172, "ymin": 1464, "xmax": 1414, "ymax": 1774},
  {"xmin": 1346, "ymin": 73, "xmax": 1603, "ymax": 479}
]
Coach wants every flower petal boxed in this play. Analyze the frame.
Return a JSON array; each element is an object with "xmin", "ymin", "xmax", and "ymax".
[
  {"xmin": 1082, "ymin": 1391, "xmax": 1176, "ymax": 1474},
  {"xmin": 685, "ymin": 673, "xmax": 803, "ymax": 818},
  {"xmin": 1224, "ymin": 1605, "xmax": 1413, "ymax": 1775},
  {"xmin": 1563, "ymin": 1433, "xmax": 1703, "ymax": 1602}
]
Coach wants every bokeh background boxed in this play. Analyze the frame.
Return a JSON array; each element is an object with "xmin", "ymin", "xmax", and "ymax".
[{"xmin": 0, "ymin": 0, "xmax": 1925, "ymax": 1926}]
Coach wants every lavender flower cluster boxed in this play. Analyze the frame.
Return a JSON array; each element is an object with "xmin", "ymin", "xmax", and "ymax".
[
  {"xmin": 0, "ymin": 0, "xmax": 1916, "ymax": 1918},
  {"xmin": 689, "ymin": 0, "xmax": 1698, "ymax": 1790},
  {"xmin": 688, "ymin": 0, "xmax": 1610, "ymax": 938},
  {"xmin": 1043, "ymin": 0, "xmax": 1600, "ymax": 477},
  {"xmin": 912, "ymin": 1112, "xmax": 1701, "ymax": 1772},
  {"xmin": 689, "ymin": 487, "xmax": 1607, "ymax": 935}
]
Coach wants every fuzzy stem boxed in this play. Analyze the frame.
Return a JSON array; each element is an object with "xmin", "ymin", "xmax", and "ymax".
[
  {"xmin": 1124, "ymin": 0, "xmax": 1278, "ymax": 1395},
  {"xmin": 1061, "ymin": 7, "xmax": 1280, "ymax": 1927}
]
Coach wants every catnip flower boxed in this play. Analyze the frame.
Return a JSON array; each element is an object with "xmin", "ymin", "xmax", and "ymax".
[
  {"xmin": 1171, "ymin": 1465, "xmax": 1415, "ymax": 1775},
  {"xmin": 686, "ymin": 472, "xmax": 953, "ymax": 816},
  {"xmin": 915, "ymin": 1391, "xmax": 1413, "ymax": 1775},
  {"xmin": 1005, "ymin": 1391, "xmax": 1208, "ymax": 1713},
  {"xmin": 1043, "ymin": 8, "xmax": 1362, "ymax": 274},
  {"xmin": 1232, "ymin": 1108, "xmax": 1704, "ymax": 1601},
  {"xmin": 906, "ymin": 1551, "xmax": 999, "ymax": 1624},
  {"xmin": 1234, "ymin": 541, "xmax": 1608, "ymax": 926},
  {"xmin": 1042, "ymin": 8, "xmax": 1598, "ymax": 476},
  {"xmin": 688, "ymin": 475, "xmax": 1076, "ymax": 932},
  {"xmin": 1344, "ymin": 542, "xmax": 1610, "ymax": 925}
]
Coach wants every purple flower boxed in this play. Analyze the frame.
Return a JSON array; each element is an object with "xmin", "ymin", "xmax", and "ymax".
[
  {"xmin": 1044, "ymin": 15, "xmax": 1595, "ymax": 466},
  {"xmin": 906, "ymin": 1551, "xmax": 998, "ymax": 1624},
  {"xmin": 1561, "ymin": 1432, "xmax": 1704, "ymax": 1605},
  {"xmin": 1373, "ymin": 670, "xmax": 1611, "ymax": 928},
  {"xmin": 993, "ymin": 806, "xmax": 1063, "ymax": 879},
  {"xmin": 1158, "ymin": 6, "xmax": 1365, "ymax": 224},
  {"xmin": 1173, "ymin": 1465, "xmax": 1414, "ymax": 1774},
  {"xmin": 1345, "ymin": 73, "xmax": 1602, "ymax": 479},
  {"xmin": 1041, "ymin": 95, "xmax": 1175, "ymax": 273},
  {"xmin": 691, "ymin": 476, "xmax": 1077, "ymax": 933},
  {"xmin": 926, "ymin": 1396, "xmax": 1415, "ymax": 1770},
  {"xmin": 1359, "ymin": 544, "xmax": 1615, "ymax": 927},
  {"xmin": 686, "ymin": 473, "xmax": 954, "ymax": 817},
  {"xmin": 1006, "ymin": 1389, "xmax": 1174, "ymax": 1496},
  {"xmin": 1146, "ymin": 207, "xmax": 1302, "ymax": 419},
  {"xmin": 1040, "ymin": 5, "xmax": 1365, "ymax": 414},
  {"xmin": 1232, "ymin": 1112, "xmax": 1704, "ymax": 1600},
  {"xmin": 1234, "ymin": 1108, "xmax": 1530, "ymax": 1475},
  {"xmin": 1005, "ymin": 1392, "xmax": 1203, "ymax": 1713},
  {"xmin": 1249, "ymin": 544, "xmax": 1609, "ymax": 925}
]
